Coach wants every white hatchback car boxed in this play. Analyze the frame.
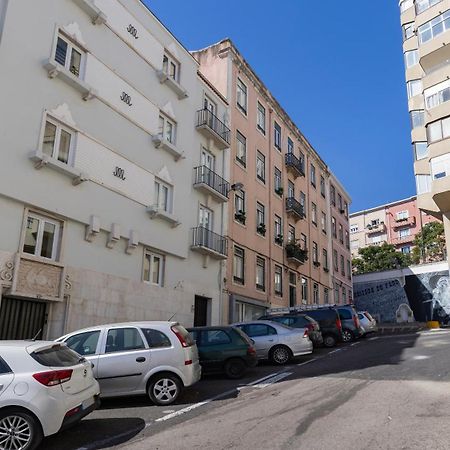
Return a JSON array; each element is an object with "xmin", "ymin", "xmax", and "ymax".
[
  {"xmin": 58, "ymin": 321, "xmax": 201, "ymax": 405},
  {"xmin": 0, "ymin": 341, "xmax": 100, "ymax": 450}
]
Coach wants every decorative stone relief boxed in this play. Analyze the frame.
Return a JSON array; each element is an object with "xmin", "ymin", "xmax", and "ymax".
[
  {"xmin": 0, "ymin": 261, "xmax": 14, "ymax": 283},
  {"xmin": 64, "ymin": 274, "xmax": 73, "ymax": 292},
  {"xmin": 161, "ymin": 101, "xmax": 176, "ymax": 120},
  {"xmin": 62, "ymin": 22, "xmax": 86, "ymax": 47},
  {"xmin": 156, "ymin": 166, "xmax": 173, "ymax": 185},
  {"xmin": 48, "ymin": 103, "xmax": 77, "ymax": 128}
]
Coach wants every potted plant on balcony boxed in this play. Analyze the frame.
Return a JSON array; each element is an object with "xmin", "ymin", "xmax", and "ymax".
[
  {"xmin": 235, "ymin": 210, "xmax": 246, "ymax": 225},
  {"xmin": 275, "ymin": 234, "xmax": 284, "ymax": 245},
  {"xmin": 275, "ymin": 186, "xmax": 284, "ymax": 196},
  {"xmin": 257, "ymin": 223, "xmax": 266, "ymax": 236}
]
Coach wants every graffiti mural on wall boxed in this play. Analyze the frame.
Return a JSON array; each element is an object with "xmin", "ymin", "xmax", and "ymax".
[{"xmin": 354, "ymin": 270, "xmax": 450, "ymax": 323}]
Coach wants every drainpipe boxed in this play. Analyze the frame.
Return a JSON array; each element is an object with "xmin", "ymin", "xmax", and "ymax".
[{"xmin": 268, "ymin": 108, "xmax": 273, "ymax": 307}]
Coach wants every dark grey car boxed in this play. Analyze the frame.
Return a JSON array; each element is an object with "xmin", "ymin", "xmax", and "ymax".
[{"xmin": 336, "ymin": 306, "xmax": 365, "ymax": 342}]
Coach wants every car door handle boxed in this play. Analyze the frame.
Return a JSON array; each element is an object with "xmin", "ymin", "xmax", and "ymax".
[
  {"xmin": 268, "ymin": 339, "xmax": 274, "ymax": 342},
  {"xmin": 136, "ymin": 357, "xmax": 146, "ymax": 363}
]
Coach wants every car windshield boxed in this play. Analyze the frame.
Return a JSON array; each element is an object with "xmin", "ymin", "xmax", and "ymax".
[
  {"xmin": 232, "ymin": 326, "xmax": 254, "ymax": 345},
  {"xmin": 31, "ymin": 344, "xmax": 81, "ymax": 367}
]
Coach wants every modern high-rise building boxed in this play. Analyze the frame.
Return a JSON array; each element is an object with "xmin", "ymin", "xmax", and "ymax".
[
  {"xmin": 399, "ymin": 0, "xmax": 450, "ymax": 264},
  {"xmin": 193, "ymin": 40, "xmax": 353, "ymax": 322}
]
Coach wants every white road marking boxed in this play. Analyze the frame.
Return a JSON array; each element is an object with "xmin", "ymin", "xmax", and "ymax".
[
  {"xmin": 328, "ymin": 349, "xmax": 342, "ymax": 354},
  {"xmin": 350, "ymin": 342, "xmax": 361, "ymax": 346},
  {"xmin": 252, "ymin": 371, "xmax": 293, "ymax": 388},
  {"xmin": 297, "ymin": 358, "xmax": 317, "ymax": 367}
]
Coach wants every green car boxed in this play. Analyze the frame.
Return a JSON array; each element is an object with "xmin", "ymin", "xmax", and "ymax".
[{"xmin": 187, "ymin": 326, "xmax": 258, "ymax": 379}]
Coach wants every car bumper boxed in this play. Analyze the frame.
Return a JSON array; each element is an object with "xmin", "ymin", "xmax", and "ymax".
[
  {"xmin": 291, "ymin": 339, "xmax": 313, "ymax": 357},
  {"xmin": 246, "ymin": 354, "xmax": 258, "ymax": 368},
  {"xmin": 182, "ymin": 360, "xmax": 202, "ymax": 387},
  {"xmin": 309, "ymin": 332, "xmax": 324, "ymax": 347},
  {"xmin": 60, "ymin": 395, "xmax": 101, "ymax": 431}
]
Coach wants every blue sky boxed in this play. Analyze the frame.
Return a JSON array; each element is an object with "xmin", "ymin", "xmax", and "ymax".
[{"xmin": 146, "ymin": 0, "xmax": 413, "ymax": 213}]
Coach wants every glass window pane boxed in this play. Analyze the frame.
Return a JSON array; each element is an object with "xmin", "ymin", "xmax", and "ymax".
[
  {"xmin": 415, "ymin": 142, "xmax": 428, "ymax": 160},
  {"xmin": 143, "ymin": 253, "xmax": 151, "ymax": 281},
  {"xmin": 106, "ymin": 328, "xmax": 145, "ymax": 353},
  {"xmin": 58, "ymin": 129, "xmax": 71, "ymax": 164},
  {"xmin": 428, "ymin": 122, "xmax": 442, "ymax": 143},
  {"xmin": 65, "ymin": 331, "xmax": 100, "ymax": 356},
  {"xmin": 152, "ymin": 256, "xmax": 161, "ymax": 284},
  {"xmin": 142, "ymin": 329, "xmax": 171, "ymax": 348},
  {"xmin": 42, "ymin": 121, "xmax": 57, "ymax": 157},
  {"xmin": 40, "ymin": 221, "xmax": 56, "ymax": 258},
  {"xmin": 55, "ymin": 37, "xmax": 67, "ymax": 66},
  {"xmin": 23, "ymin": 216, "xmax": 40, "ymax": 255},
  {"xmin": 69, "ymin": 48, "xmax": 82, "ymax": 77},
  {"xmin": 442, "ymin": 117, "xmax": 450, "ymax": 138}
]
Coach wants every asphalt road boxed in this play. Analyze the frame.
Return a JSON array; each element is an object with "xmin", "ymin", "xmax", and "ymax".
[{"xmin": 41, "ymin": 330, "xmax": 450, "ymax": 450}]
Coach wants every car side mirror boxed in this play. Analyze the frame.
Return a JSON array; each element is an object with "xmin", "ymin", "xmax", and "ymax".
[{"xmin": 251, "ymin": 339, "xmax": 255, "ymax": 345}]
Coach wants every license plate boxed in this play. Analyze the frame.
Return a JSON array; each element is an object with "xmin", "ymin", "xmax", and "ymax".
[{"xmin": 82, "ymin": 396, "xmax": 95, "ymax": 410}]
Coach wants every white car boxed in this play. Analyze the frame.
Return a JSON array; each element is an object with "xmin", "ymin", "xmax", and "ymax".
[
  {"xmin": 58, "ymin": 321, "xmax": 201, "ymax": 405},
  {"xmin": 0, "ymin": 341, "xmax": 100, "ymax": 450}
]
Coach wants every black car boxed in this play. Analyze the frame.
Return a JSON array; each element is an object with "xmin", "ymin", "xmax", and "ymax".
[
  {"xmin": 336, "ymin": 305, "xmax": 365, "ymax": 342},
  {"xmin": 258, "ymin": 314, "xmax": 324, "ymax": 348},
  {"xmin": 187, "ymin": 326, "xmax": 257, "ymax": 379}
]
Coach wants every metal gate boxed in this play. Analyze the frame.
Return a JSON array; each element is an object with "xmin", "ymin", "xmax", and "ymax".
[{"xmin": 0, "ymin": 297, "xmax": 47, "ymax": 340}]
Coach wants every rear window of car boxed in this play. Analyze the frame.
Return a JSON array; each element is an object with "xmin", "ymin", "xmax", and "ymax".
[
  {"xmin": 358, "ymin": 313, "xmax": 364, "ymax": 320},
  {"xmin": 142, "ymin": 329, "xmax": 172, "ymax": 349},
  {"xmin": 31, "ymin": 345, "xmax": 81, "ymax": 367},
  {"xmin": 338, "ymin": 309, "xmax": 353, "ymax": 320},
  {"xmin": 203, "ymin": 330, "xmax": 231, "ymax": 345},
  {"xmin": 0, "ymin": 357, "xmax": 12, "ymax": 374},
  {"xmin": 232, "ymin": 327, "xmax": 253, "ymax": 346},
  {"xmin": 364, "ymin": 312, "xmax": 374, "ymax": 321}
]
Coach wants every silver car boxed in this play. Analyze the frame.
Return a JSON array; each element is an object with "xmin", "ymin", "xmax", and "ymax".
[
  {"xmin": 58, "ymin": 321, "xmax": 201, "ymax": 405},
  {"xmin": 233, "ymin": 320, "xmax": 313, "ymax": 365},
  {"xmin": 358, "ymin": 312, "xmax": 378, "ymax": 334}
]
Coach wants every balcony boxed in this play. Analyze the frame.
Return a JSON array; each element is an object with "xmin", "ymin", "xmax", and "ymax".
[
  {"xmin": 366, "ymin": 222, "xmax": 386, "ymax": 234},
  {"xmin": 285, "ymin": 243, "xmax": 308, "ymax": 265},
  {"xmin": 193, "ymin": 166, "xmax": 230, "ymax": 202},
  {"xmin": 196, "ymin": 109, "xmax": 231, "ymax": 150},
  {"xmin": 285, "ymin": 153, "xmax": 305, "ymax": 178},
  {"xmin": 391, "ymin": 235, "xmax": 415, "ymax": 246},
  {"xmin": 393, "ymin": 216, "xmax": 416, "ymax": 230},
  {"xmin": 191, "ymin": 226, "xmax": 227, "ymax": 259},
  {"xmin": 285, "ymin": 197, "xmax": 305, "ymax": 221}
]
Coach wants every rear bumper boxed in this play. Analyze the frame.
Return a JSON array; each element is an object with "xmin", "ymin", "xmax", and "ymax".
[
  {"xmin": 246, "ymin": 354, "xmax": 258, "ymax": 368},
  {"xmin": 292, "ymin": 339, "xmax": 313, "ymax": 357},
  {"xmin": 60, "ymin": 395, "xmax": 101, "ymax": 431},
  {"xmin": 309, "ymin": 332, "xmax": 324, "ymax": 347}
]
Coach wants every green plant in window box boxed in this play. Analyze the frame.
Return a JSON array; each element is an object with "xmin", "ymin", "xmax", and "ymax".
[{"xmin": 275, "ymin": 186, "xmax": 284, "ymax": 196}]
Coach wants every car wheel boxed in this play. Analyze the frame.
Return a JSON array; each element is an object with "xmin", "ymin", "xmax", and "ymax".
[
  {"xmin": 0, "ymin": 408, "xmax": 43, "ymax": 450},
  {"xmin": 270, "ymin": 345, "xmax": 291, "ymax": 365},
  {"xmin": 224, "ymin": 358, "xmax": 247, "ymax": 379},
  {"xmin": 148, "ymin": 373, "xmax": 181, "ymax": 406},
  {"xmin": 342, "ymin": 329, "xmax": 354, "ymax": 343},
  {"xmin": 323, "ymin": 334, "xmax": 337, "ymax": 348}
]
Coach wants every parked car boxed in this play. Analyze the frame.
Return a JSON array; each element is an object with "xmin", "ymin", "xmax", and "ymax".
[
  {"xmin": 187, "ymin": 326, "xmax": 257, "ymax": 379},
  {"xmin": 358, "ymin": 311, "xmax": 378, "ymax": 335},
  {"xmin": 336, "ymin": 305, "xmax": 365, "ymax": 342},
  {"xmin": 258, "ymin": 314, "xmax": 323, "ymax": 348},
  {"xmin": 232, "ymin": 320, "xmax": 313, "ymax": 365},
  {"xmin": 58, "ymin": 321, "xmax": 201, "ymax": 406},
  {"xmin": 0, "ymin": 340, "xmax": 100, "ymax": 450}
]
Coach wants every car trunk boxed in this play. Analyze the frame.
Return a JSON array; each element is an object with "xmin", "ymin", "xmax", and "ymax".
[{"xmin": 59, "ymin": 360, "xmax": 94, "ymax": 395}]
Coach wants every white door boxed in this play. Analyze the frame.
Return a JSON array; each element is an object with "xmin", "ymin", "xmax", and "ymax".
[
  {"xmin": 199, "ymin": 206, "xmax": 213, "ymax": 231},
  {"xmin": 201, "ymin": 149, "xmax": 215, "ymax": 171},
  {"xmin": 204, "ymin": 96, "xmax": 216, "ymax": 115}
]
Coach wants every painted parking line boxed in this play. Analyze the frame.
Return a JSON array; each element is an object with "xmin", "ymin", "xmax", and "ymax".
[
  {"xmin": 252, "ymin": 372, "xmax": 293, "ymax": 388},
  {"xmin": 350, "ymin": 342, "xmax": 361, "ymax": 346}
]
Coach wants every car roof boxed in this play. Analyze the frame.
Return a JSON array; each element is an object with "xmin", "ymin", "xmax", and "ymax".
[
  {"xmin": 61, "ymin": 321, "xmax": 180, "ymax": 335},
  {"xmin": 187, "ymin": 326, "xmax": 236, "ymax": 331}
]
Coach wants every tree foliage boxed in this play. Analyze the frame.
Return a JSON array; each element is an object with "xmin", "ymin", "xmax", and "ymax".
[
  {"xmin": 352, "ymin": 243, "xmax": 411, "ymax": 275},
  {"xmin": 412, "ymin": 221, "xmax": 445, "ymax": 264}
]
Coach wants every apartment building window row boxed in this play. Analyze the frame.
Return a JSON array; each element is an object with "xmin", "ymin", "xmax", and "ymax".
[
  {"xmin": 43, "ymin": 118, "xmax": 73, "ymax": 164},
  {"xmin": 143, "ymin": 250, "xmax": 164, "ymax": 286},
  {"xmin": 234, "ymin": 189, "xmax": 246, "ymax": 224},
  {"xmin": 256, "ymin": 202, "xmax": 266, "ymax": 235},
  {"xmin": 274, "ymin": 265, "xmax": 283, "ymax": 296},
  {"xmin": 320, "ymin": 175, "xmax": 326, "ymax": 198},
  {"xmin": 330, "ymin": 184, "xmax": 336, "ymax": 206},
  {"xmin": 331, "ymin": 216, "xmax": 337, "ymax": 238},
  {"xmin": 256, "ymin": 151, "xmax": 266, "ymax": 183},
  {"xmin": 274, "ymin": 215, "xmax": 283, "ymax": 244},
  {"xmin": 403, "ymin": 22, "xmax": 415, "ymax": 41},
  {"xmin": 321, "ymin": 212, "xmax": 327, "ymax": 234},
  {"xmin": 256, "ymin": 256, "xmax": 265, "ymax": 291},
  {"xmin": 288, "ymin": 224, "xmax": 295, "ymax": 243},
  {"xmin": 55, "ymin": 34, "xmax": 83, "ymax": 77},
  {"xmin": 410, "ymin": 110, "xmax": 425, "ymax": 129},
  {"xmin": 299, "ymin": 191, "xmax": 306, "ymax": 216},
  {"xmin": 287, "ymin": 137, "xmax": 294, "ymax": 154},
  {"xmin": 400, "ymin": 0, "xmax": 413, "ymax": 13},
  {"xmin": 404, "ymin": 50, "xmax": 418, "ymax": 68},
  {"xmin": 427, "ymin": 116, "xmax": 450, "ymax": 143},
  {"xmin": 158, "ymin": 114, "xmax": 176, "ymax": 144},
  {"xmin": 416, "ymin": 174, "xmax": 432, "ymax": 194},
  {"xmin": 431, "ymin": 153, "xmax": 450, "ymax": 180},
  {"xmin": 311, "ymin": 202, "xmax": 317, "ymax": 225},
  {"xmin": 257, "ymin": 102, "xmax": 266, "ymax": 134},
  {"xmin": 414, "ymin": 142, "xmax": 428, "ymax": 161},
  {"xmin": 233, "ymin": 246, "xmax": 245, "ymax": 285},
  {"xmin": 310, "ymin": 163, "xmax": 316, "ymax": 188},
  {"xmin": 418, "ymin": 10, "xmax": 450, "ymax": 45},
  {"xmin": 23, "ymin": 213, "xmax": 61, "ymax": 261},
  {"xmin": 313, "ymin": 283, "xmax": 319, "ymax": 304},
  {"xmin": 236, "ymin": 131, "xmax": 247, "ymax": 167},
  {"xmin": 323, "ymin": 249, "xmax": 329, "ymax": 271},
  {"xmin": 274, "ymin": 122, "xmax": 282, "ymax": 150},
  {"xmin": 162, "ymin": 52, "xmax": 180, "ymax": 82},
  {"xmin": 416, "ymin": 0, "xmax": 442, "ymax": 14},
  {"xmin": 154, "ymin": 179, "xmax": 173, "ymax": 213},
  {"xmin": 312, "ymin": 242, "xmax": 318, "ymax": 264},
  {"xmin": 237, "ymin": 77, "xmax": 248, "ymax": 115},
  {"xmin": 425, "ymin": 79, "xmax": 450, "ymax": 109},
  {"xmin": 274, "ymin": 167, "xmax": 283, "ymax": 195},
  {"xmin": 407, "ymin": 80, "xmax": 422, "ymax": 99}
]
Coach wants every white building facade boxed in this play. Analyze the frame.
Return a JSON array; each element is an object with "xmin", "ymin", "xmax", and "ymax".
[{"xmin": 0, "ymin": 0, "xmax": 230, "ymax": 339}]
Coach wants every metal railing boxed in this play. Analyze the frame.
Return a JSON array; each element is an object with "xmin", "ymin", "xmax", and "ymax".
[
  {"xmin": 285, "ymin": 197, "xmax": 305, "ymax": 219},
  {"xmin": 192, "ymin": 226, "xmax": 227, "ymax": 256},
  {"xmin": 196, "ymin": 109, "xmax": 231, "ymax": 145},
  {"xmin": 194, "ymin": 166, "xmax": 230, "ymax": 198},
  {"xmin": 285, "ymin": 244, "xmax": 308, "ymax": 264},
  {"xmin": 285, "ymin": 153, "xmax": 305, "ymax": 177}
]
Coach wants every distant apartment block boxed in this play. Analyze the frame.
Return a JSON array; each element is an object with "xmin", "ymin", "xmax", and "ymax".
[{"xmin": 349, "ymin": 196, "xmax": 439, "ymax": 257}]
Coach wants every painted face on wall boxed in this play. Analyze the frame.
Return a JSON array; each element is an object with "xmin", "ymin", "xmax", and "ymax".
[{"xmin": 432, "ymin": 277, "xmax": 450, "ymax": 315}]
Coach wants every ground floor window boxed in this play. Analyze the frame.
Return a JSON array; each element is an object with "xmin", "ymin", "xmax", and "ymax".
[{"xmin": 234, "ymin": 301, "xmax": 266, "ymax": 322}]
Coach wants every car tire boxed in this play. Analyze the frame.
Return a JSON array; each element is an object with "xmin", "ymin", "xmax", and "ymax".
[
  {"xmin": 148, "ymin": 373, "xmax": 182, "ymax": 406},
  {"xmin": 0, "ymin": 408, "xmax": 43, "ymax": 450},
  {"xmin": 224, "ymin": 358, "xmax": 247, "ymax": 379},
  {"xmin": 322, "ymin": 334, "xmax": 337, "ymax": 348},
  {"xmin": 342, "ymin": 329, "xmax": 354, "ymax": 343},
  {"xmin": 269, "ymin": 345, "xmax": 291, "ymax": 365}
]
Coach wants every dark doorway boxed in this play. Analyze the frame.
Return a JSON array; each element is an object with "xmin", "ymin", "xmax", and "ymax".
[
  {"xmin": 0, "ymin": 297, "xmax": 47, "ymax": 340},
  {"xmin": 194, "ymin": 295, "xmax": 210, "ymax": 326}
]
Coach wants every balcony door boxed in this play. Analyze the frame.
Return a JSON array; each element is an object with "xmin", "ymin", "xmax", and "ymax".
[
  {"xmin": 201, "ymin": 149, "xmax": 215, "ymax": 171},
  {"xmin": 204, "ymin": 95, "xmax": 216, "ymax": 115},
  {"xmin": 199, "ymin": 206, "xmax": 213, "ymax": 231}
]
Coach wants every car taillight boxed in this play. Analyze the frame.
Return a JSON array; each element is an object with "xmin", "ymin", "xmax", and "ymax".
[
  {"xmin": 247, "ymin": 346, "xmax": 256, "ymax": 355},
  {"xmin": 336, "ymin": 318, "xmax": 342, "ymax": 330},
  {"xmin": 171, "ymin": 325, "xmax": 189, "ymax": 348},
  {"xmin": 33, "ymin": 369, "xmax": 73, "ymax": 386},
  {"xmin": 184, "ymin": 360, "xmax": 193, "ymax": 365},
  {"xmin": 303, "ymin": 329, "xmax": 309, "ymax": 338},
  {"xmin": 306, "ymin": 324, "xmax": 315, "ymax": 334},
  {"xmin": 353, "ymin": 314, "xmax": 360, "ymax": 328}
]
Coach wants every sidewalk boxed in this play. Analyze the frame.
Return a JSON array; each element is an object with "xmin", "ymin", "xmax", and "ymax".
[{"xmin": 376, "ymin": 323, "xmax": 427, "ymax": 335}]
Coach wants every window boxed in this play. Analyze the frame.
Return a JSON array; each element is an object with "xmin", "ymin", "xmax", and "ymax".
[
  {"xmin": 287, "ymin": 137, "xmax": 294, "ymax": 154},
  {"xmin": 236, "ymin": 131, "xmax": 247, "ymax": 166},
  {"xmin": 310, "ymin": 163, "xmax": 316, "ymax": 187},
  {"xmin": 23, "ymin": 213, "xmax": 61, "ymax": 260},
  {"xmin": 404, "ymin": 50, "xmax": 418, "ymax": 68},
  {"xmin": 65, "ymin": 331, "xmax": 100, "ymax": 356},
  {"xmin": 320, "ymin": 176, "xmax": 326, "ymax": 197},
  {"xmin": 154, "ymin": 179, "xmax": 172, "ymax": 213},
  {"xmin": 105, "ymin": 328, "xmax": 145, "ymax": 353},
  {"xmin": 350, "ymin": 224, "xmax": 358, "ymax": 233},
  {"xmin": 274, "ymin": 215, "xmax": 283, "ymax": 243},
  {"xmin": 234, "ymin": 189, "xmax": 246, "ymax": 216},
  {"xmin": 333, "ymin": 249, "xmax": 338, "ymax": 271},
  {"xmin": 42, "ymin": 118, "xmax": 74, "ymax": 164},
  {"xmin": 299, "ymin": 151, "xmax": 305, "ymax": 173},
  {"xmin": 339, "ymin": 224, "xmax": 344, "ymax": 243},
  {"xmin": 401, "ymin": 246, "xmax": 411, "ymax": 254},
  {"xmin": 311, "ymin": 202, "xmax": 317, "ymax": 225},
  {"xmin": 418, "ymin": 10, "xmax": 450, "ymax": 45},
  {"xmin": 431, "ymin": 153, "xmax": 450, "ymax": 180},
  {"xmin": 403, "ymin": 23, "xmax": 415, "ymax": 41},
  {"xmin": 407, "ymin": 80, "xmax": 422, "ymax": 99},
  {"xmin": 274, "ymin": 167, "xmax": 282, "ymax": 194},
  {"xmin": 312, "ymin": 242, "xmax": 318, "ymax": 263},
  {"xmin": 397, "ymin": 210, "xmax": 409, "ymax": 220},
  {"xmin": 256, "ymin": 151, "xmax": 266, "ymax": 182},
  {"xmin": 288, "ymin": 180, "xmax": 295, "ymax": 198},
  {"xmin": 338, "ymin": 194, "xmax": 343, "ymax": 212},
  {"xmin": 236, "ymin": 78, "xmax": 247, "ymax": 114},
  {"xmin": 257, "ymin": 102, "xmax": 266, "ymax": 134},
  {"xmin": 413, "ymin": 142, "xmax": 428, "ymax": 162},
  {"xmin": 411, "ymin": 110, "xmax": 425, "ymax": 129},
  {"xmin": 0, "ymin": 357, "xmax": 11, "ymax": 374},
  {"xmin": 427, "ymin": 116, "xmax": 450, "ymax": 143},
  {"xmin": 340, "ymin": 255, "xmax": 345, "ymax": 275},
  {"xmin": 323, "ymin": 249, "xmax": 329, "ymax": 270},
  {"xmin": 330, "ymin": 184, "xmax": 336, "ymax": 206},
  {"xmin": 274, "ymin": 122, "xmax": 281, "ymax": 150},
  {"xmin": 371, "ymin": 235, "xmax": 382, "ymax": 244},
  {"xmin": 301, "ymin": 277, "xmax": 308, "ymax": 303},
  {"xmin": 351, "ymin": 239, "xmax": 359, "ymax": 249},
  {"xmin": 256, "ymin": 202, "xmax": 265, "ymax": 229},
  {"xmin": 256, "ymin": 256, "xmax": 265, "ymax": 291},
  {"xmin": 324, "ymin": 288, "xmax": 329, "ymax": 304},
  {"xmin": 300, "ymin": 233, "xmax": 307, "ymax": 250},
  {"xmin": 347, "ymin": 260, "xmax": 351, "ymax": 277},
  {"xmin": 55, "ymin": 34, "xmax": 83, "ymax": 77},
  {"xmin": 204, "ymin": 330, "xmax": 231, "ymax": 345},
  {"xmin": 344, "ymin": 202, "xmax": 349, "ymax": 217},
  {"xmin": 288, "ymin": 224, "xmax": 296, "ymax": 243},
  {"xmin": 142, "ymin": 329, "xmax": 171, "ymax": 348},
  {"xmin": 158, "ymin": 115, "xmax": 176, "ymax": 144},
  {"xmin": 417, "ymin": 173, "xmax": 431, "ymax": 192},
  {"xmin": 243, "ymin": 324, "xmax": 276, "ymax": 338},
  {"xmin": 425, "ymin": 79, "xmax": 450, "ymax": 109},
  {"xmin": 335, "ymin": 283, "xmax": 340, "ymax": 304},
  {"xmin": 274, "ymin": 265, "xmax": 283, "ymax": 296},
  {"xmin": 313, "ymin": 283, "xmax": 319, "ymax": 304},
  {"xmin": 416, "ymin": 0, "xmax": 442, "ymax": 14},
  {"xmin": 400, "ymin": 0, "xmax": 413, "ymax": 12},
  {"xmin": 299, "ymin": 191, "xmax": 306, "ymax": 215},
  {"xmin": 331, "ymin": 217, "xmax": 337, "ymax": 238},
  {"xmin": 321, "ymin": 212, "xmax": 327, "ymax": 233},
  {"xmin": 342, "ymin": 287, "xmax": 347, "ymax": 303},
  {"xmin": 143, "ymin": 250, "xmax": 164, "ymax": 286},
  {"xmin": 162, "ymin": 52, "xmax": 180, "ymax": 82},
  {"xmin": 233, "ymin": 246, "xmax": 245, "ymax": 284},
  {"xmin": 345, "ymin": 230, "xmax": 350, "ymax": 249}
]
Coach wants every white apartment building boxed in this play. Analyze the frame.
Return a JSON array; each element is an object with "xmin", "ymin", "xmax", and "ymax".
[{"xmin": 0, "ymin": 0, "xmax": 231, "ymax": 339}]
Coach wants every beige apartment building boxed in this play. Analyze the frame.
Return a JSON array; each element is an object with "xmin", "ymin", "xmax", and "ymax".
[
  {"xmin": 399, "ymin": 0, "xmax": 450, "ymax": 266},
  {"xmin": 193, "ymin": 40, "xmax": 352, "ymax": 322}
]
